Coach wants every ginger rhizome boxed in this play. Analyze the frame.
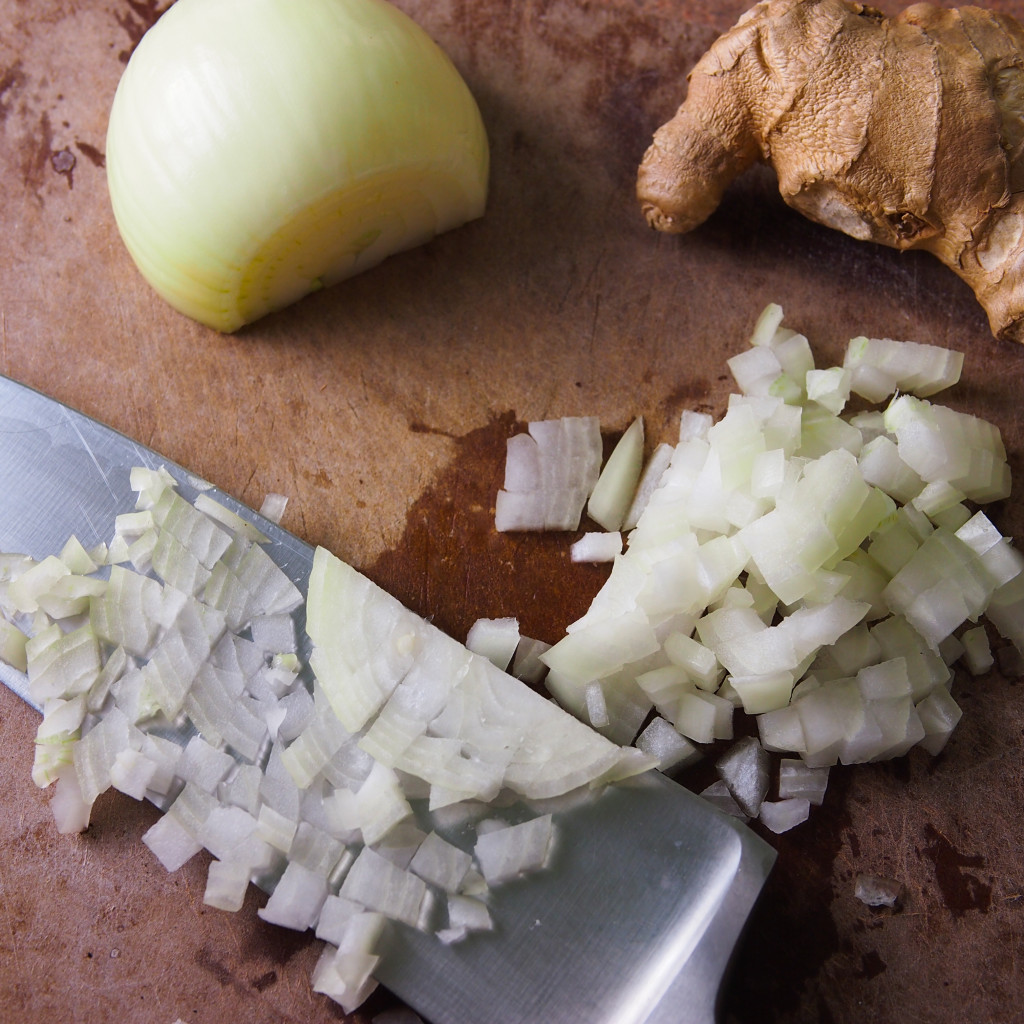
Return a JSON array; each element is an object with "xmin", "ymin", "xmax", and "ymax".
[{"xmin": 637, "ymin": 0, "xmax": 1024, "ymax": 343}]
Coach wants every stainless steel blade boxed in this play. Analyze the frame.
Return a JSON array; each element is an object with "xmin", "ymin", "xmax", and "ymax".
[{"xmin": 0, "ymin": 374, "xmax": 775, "ymax": 1024}]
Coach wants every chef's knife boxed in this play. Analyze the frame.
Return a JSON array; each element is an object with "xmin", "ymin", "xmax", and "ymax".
[{"xmin": 0, "ymin": 374, "xmax": 775, "ymax": 1024}]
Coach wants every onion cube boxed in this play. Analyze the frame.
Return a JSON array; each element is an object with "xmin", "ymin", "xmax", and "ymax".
[
  {"xmin": 960, "ymin": 626, "xmax": 994, "ymax": 675},
  {"xmin": 474, "ymin": 815, "xmax": 553, "ymax": 885},
  {"xmin": 465, "ymin": 617, "xmax": 520, "ymax": 671},
  {"xmin": 142, "ymin": 812, "xmax": 204, "ymax": 872},
  {"xmin": 50, "ymin": 770, "xmax": 92, "ymax": 834},
  {"xmin": 635, "ymin": 716, "xmax": 701, "ymax": 771},
  {"xmin": 570, "ymin": 532, "xmax": 623, "ymax": 564},
  {"xmin": 177, "ymin": 735, "xmax": 236, "ymax": 793},
  {"xmin": 757, "ymin": 705, "xmax": 806, "ymax": 754},
  {"xmin": 916, "ymin": 688, "xmax": 963, "ymax": 755},
  {"xmin": 716, "ymin": 737, "xmax": 770, "ymax": 817},
  {"xmin": 340, "ymin": 847, "xmax": 429, "ymax": 929},
  {"xmin": 257, "ymin": 860, "xmax": 329, "ymax": 931},
  {"xmin": 758, "ymin": 797, "xmax": 810, "ymax": 833},
  {"xmin": 315, "ymin": 895, "xmax": 364, "ymax": 945},
  {"xmin": 109, "ymin": 748, "xmax": 158, "ymax": 801},
  {"xmin": 408, "ymin": 831, "xmax": 473, "ymax": 892},
  {"xmin": 440, "ymin": 894, "xmax": 492, "ymax": 943},
  {"xmin": 805, "ymin": 367, "xmax": 851, "ymax": 415},
  {"xmin": 311, "ymin": 942, "xmax": 380, "ymax": 1014},
  {"xmin": 509, "ymin": 636, "xmax": 551, "ymax": 685},
  {"xmin": 778, "ymin": 759, "xmax": 829, "ymax": 805},
  {"xmin": 204, "ymin": 859, "xmax": 251, "ymax": 913}
]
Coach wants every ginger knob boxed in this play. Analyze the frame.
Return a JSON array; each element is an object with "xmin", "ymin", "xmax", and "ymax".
[{"xmin": 637, "ymin": 0, "xmax": 1024, "ymax": 343}]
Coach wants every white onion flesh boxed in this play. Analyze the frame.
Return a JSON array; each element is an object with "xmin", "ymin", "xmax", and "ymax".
[
  {"xmin": 587, "ymin": 418, "xmax": 645, "ymax": 532},
  {"xmin": 3, "ymin": 465, "xmax": 649, "ymax": 1016},
  {"xmin": 5, "ymin": 304, "xmax": 1023, "ymax": 1013},
  {"xmin": 854, "ymin": 873, "xmax": 902, "ymax": 907},
  {"xmin": 523, "ymin": 306, "xmax": 1019, "ymax": 832},
  {"xmin": 465, "ymin": 616, "xmax": 520, "ymax": 671},
  {"xmin": 715, "ymin": 736, "xmax": 770, "ymax": 818},
  {"xmin": 758, "ymin": 798, "xmax": 811, "ymax": 834},
  {"xmin": 570, "ymin": 532, "xmax": 623, "ymax": 564},
  {"xmin": 495, "ymin": 417, "xmax": 603, "ymax": 532},
  {"xmin": 106, "ymin": 0, "xmax": 489, "ymax": 332},
  {"xmin": 473, "ymin": 814, "xmax": 553, "ymax": 885}
]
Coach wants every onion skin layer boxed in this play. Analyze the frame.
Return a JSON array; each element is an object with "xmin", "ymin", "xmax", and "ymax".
[{"xmin": 106, "ymin": 0, "xmax": 490, "ymax": 332}]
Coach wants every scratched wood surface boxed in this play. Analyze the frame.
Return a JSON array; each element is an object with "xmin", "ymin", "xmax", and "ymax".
[{"xmin": 2, "ymin": 1, "xmax": 1024, "ymax": 1022}]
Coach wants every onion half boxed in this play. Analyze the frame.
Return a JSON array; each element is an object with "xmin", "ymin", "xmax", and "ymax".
[{"xmin": 106, "ymin": 0, "xmax": 489, "ymax": 331}]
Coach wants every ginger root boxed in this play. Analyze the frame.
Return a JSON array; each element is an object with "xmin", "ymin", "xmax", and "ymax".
[{"xmin": 637, "ymin": 0, "xmax": 1024, "ymax": 343}]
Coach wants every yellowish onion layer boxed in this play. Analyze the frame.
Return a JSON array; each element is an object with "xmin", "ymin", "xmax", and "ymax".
[{"xmin": 106, "ymin": 0, "xmax": 489, "ymax": 331}]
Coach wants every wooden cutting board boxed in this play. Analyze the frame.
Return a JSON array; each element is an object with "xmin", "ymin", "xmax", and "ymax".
[{"xmin": 2, "ymin": 1, "xmax": 1024, "ymax": 1022}]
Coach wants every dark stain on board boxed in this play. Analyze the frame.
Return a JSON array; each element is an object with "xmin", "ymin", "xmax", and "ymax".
[
  {"xmin": 370, "ymin": 410, "xmax": 611, "ymax": 650},
  {"xmin": 922, "ymin": 823, "xmax": 993, "ymax": 917}
]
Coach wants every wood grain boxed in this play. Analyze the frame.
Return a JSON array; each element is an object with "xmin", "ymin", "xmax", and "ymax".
[{"xmin": 2, "ymin": 2, "xmax": 1024, "ymax": 1022}]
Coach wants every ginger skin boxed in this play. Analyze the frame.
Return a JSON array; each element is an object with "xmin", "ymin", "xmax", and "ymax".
[{"xmin": 637, "ymin": 0, "xmax": 1024, "ymax": 343}]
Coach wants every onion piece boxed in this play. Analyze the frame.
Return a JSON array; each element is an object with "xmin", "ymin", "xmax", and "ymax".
[
  {"xmin": 844, "ymin": 336, "xmax": 963, "ymax": 402},
  {"xmin": 532, "ymin": 303, "xmax": 1020, "ymax": 837},
  {"xmin": 339, "ymin": 847, "xmax": 429, "ymax": 929},
  {"xmin": 622, "ymin": 443, "xmax": 674, "ymax": 531},
  {"xmin": 106, "ymin": 0, "xmax": 489, "ymax": 331},
  {"xmin": 437, "ymin": 893, "xmax": 493, "ymax": 944},
  {"xmin": 465, "ymin": 616, "xmax": 520, "ymax": 671},
  {"xmin": 854, "ymin": 873, "xmax": 902, "ymax": 907},
  {"xmin": 587, "ymin": 418, "xmax": 645, "ymax": 532},
  {"xmin": 257, "ymin": 860, "xmax": 330, "ymax": 932},
  {"xmin": 570, "ymin": 532, "xmax": 623, "ymax": 564},
  {"xmin": 408, "ymin": 831, "xmax": 473, "ymax": 892},
  {"xmin": 635, "ymin": 716, "xmax": 701, "ymax": 772},
  {"xmin": 509, "ymin": 636, "xmax": 551, "ymax": 684},
  {"xmin": 474, "ymin": 814, "xmax": 554, "ymax": 885},
  {"xmin": 960, "ymin": 625, "xmax": 994, "ymax": 675},
  {"xmin": 204, "ymin": 859, "xmax": 252, "ymax": 913},
  {"xmin": 495, "ymin": 417, "xmax": 603, "ymax": 532},
  {"xmin": 259, "ymin": 493, "xmax": 289, "ymax": 525},
  {"xmin": 0, "ymin": 618, "xmax": 29, "ymax": 673},
  {"xmin": 716, "ymin": 737, "xmax": 771, "ymax": 818},
  {"xmin": 758, "ymin": 797, "xmax": 810, "ymax": 833},
  {"xmin": 805, "ymin": 367, "xmax": 851, "ymax": 415},
  {"xmin": 777, "ymin": 759, "xmax": 829, "ymax": 805}
]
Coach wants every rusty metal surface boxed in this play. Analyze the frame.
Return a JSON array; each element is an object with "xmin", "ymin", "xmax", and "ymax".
[{"xmin": 1, "ymin": 1, "xmax": 1024, "ymax": 1022}]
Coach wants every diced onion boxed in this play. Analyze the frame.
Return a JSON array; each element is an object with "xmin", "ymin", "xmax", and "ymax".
[
  {"xmin": 570, "ymin": 532, "xmax": 623, "ymax": 563},
  {"xmin": 526, "ymin": 305, "xmax": 1020, "ymax": 835},
  {"xmin": 465, "ymin": 616, "xmax": 520, "ymax": 671},
  {"xmin": 758, "ymin": 797, "xmax": 810, "ymax": 834},
  {"xmin": 587, "ymin": 418, "xmax": 645, "ymax": 531},
  {"xmin": 6, "ymin": 301, "xmax": 1023, "ymax": 1017},
  {"xmin": 854, "ymin": 873, "xmax": 902, "ymax": 907},
  {"xmin": 3, "ymin": 463, "xmax": 649, "ymax": 1017},
  {"xmin": 495, "ymin": 417, "xmax": 602, "ymax": 532},
  {"xmin": 473, "ymin": 814, "xmax": 554, "ymax": 885}
]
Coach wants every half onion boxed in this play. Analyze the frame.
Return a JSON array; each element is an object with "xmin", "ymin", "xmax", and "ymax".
[{"xmin": 106, "ymin": 0, "xmax": 489, "ymax": 331}]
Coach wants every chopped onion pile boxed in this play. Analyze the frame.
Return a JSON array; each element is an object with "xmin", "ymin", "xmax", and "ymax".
[
  {"xmin": 0, "ymin": 472, "xmax": 648, "ymax": 1013},
  {"xmin": 106, "ymin": 0, "xmax": 490, "ymax": 332},
  {"xmin": 501, "ymin": 305, "xmax": 1020, "ymax": 832}
]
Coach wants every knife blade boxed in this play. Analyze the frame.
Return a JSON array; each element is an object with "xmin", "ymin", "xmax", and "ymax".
[{"xmin": 0, "ymin": 374, "xmax": 775, "ymax": 1024}]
